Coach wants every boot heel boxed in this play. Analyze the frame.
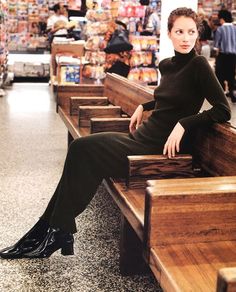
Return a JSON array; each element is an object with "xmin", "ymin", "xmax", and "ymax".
[{"xmin": 61, "ymin": 242, "xmax": 74, "ymax": 256}]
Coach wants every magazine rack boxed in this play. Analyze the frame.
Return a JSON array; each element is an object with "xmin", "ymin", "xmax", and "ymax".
[
  {"xmin": 56, "ymin": 56, "xmax": 83, "ymax": 85},
  {"xmin": 50, "ymin": 42, "xmax": 85, "ymax": 85}
]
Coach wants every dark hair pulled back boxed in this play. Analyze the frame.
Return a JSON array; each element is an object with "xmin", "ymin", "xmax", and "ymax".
[{"xmin": 168, "ymin": 7, "xmax": 201, "ymax": 33}]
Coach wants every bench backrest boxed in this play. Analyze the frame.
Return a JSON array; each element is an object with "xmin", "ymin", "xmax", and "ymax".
[
  {"xmin": 104, "ymin": 73, "xmax": 153, "ymax": 119},
  {"xmin": 193, "ymin": 123, "xmax": 236, "ymax": 176}
]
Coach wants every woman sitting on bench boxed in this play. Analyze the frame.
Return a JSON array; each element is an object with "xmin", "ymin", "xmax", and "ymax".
[{"xmin": 0, "ymin": 7, "xmax": 231, "ymax": 259}]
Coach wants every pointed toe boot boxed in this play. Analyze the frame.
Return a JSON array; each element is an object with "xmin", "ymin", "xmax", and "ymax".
[
  {"xmin": 0, "ymin": 218, "xmax": 49, "ymax": 259},
  {"xmin": 24, "ymin": 227, "xmax": 74, "ymax": 259}
]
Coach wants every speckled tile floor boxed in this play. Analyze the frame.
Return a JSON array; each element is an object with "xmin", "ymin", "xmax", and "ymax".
[{"xmin": 0, "ymin": 83, "xmax": 161, "ymax": 292}]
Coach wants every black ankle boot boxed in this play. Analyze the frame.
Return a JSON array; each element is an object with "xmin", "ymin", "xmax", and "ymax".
[
  {"xmin": 0, "ymin": 218, "xmax": 49, "ymax": 259},
  {"xmin": 24, "ymin": 227, "xmax": 74, "ymax": 258}
]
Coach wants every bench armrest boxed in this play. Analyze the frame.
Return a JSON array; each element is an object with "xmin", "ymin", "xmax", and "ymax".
[
  {"xmin": 78, "ymin": 105, "xmax": 122, "ymax": 127},
  {"xmin": 145, "ymin": 176, "xmax": 236, "ymax": 247},
  {"xmin": 127, "ymin": 154, "xmax": 194, "ymax": 188},
  {"xmin": 90, "ymin": 117, "xmax": 130, "ymax": 133},
  {"xmin": 70, "ymin": 96, "xmax": 108, "ymax": 115}
]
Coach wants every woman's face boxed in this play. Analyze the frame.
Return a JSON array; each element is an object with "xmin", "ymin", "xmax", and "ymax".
[{"xmin": 168, "ymin": 16, "xmax": 198, "ymax": 54}]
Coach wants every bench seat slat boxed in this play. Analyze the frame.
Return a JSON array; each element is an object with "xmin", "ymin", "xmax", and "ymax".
[
  {"xmin": 104, "ymin": 179, "xmax": 145, "ymax": 242},
  {"xmin": 149, "ymin": 241, "xmax": 236, "ymax": 292},
  {"xmin": 58, "ymin": 107, "xmax": 90, "ymax": 138},
  {"xmin": 147, "ymin": 176, "xmax": 236, "ymax": 187}
]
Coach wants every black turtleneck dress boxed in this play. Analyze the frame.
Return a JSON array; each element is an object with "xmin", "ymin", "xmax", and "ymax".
[{"xmin": 42, "ymin": 49, "xmax": 231, "ymax": 233}]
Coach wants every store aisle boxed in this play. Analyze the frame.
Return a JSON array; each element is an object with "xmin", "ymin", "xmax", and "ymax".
[{"xmin": 0, "ymin": 83, "xmax": 160, "ymax": 292}]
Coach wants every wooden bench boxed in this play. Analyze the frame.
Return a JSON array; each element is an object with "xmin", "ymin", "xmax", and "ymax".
[
  {"xmin": 57, "ymin": 73, "xmax": 153, "ymax": 143},
  {"xmin": 106, "ymin": 124, "xmax": 236, "ymax": 291},
  {"xmin": 140, "ymin": 122, "xmax": 236, "ymax": 291},
  {"xmin": 57, "ymin": 73, "xmax": 236, "ymax": 291},
  {"xmin": 145, "ymin": 176, "xmax": 236, "ymax": 291}
]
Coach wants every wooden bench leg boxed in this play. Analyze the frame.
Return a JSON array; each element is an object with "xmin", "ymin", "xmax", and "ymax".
[
  {"xmin": 119, "ymin": 214, "xmax": 149, "ymax": 276},
  {"xmin": 68, "ymin": 131, "xmax": 74, "ymax": 147}
]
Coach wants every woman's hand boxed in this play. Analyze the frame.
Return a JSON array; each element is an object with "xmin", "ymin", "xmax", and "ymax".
[
  {"xmin": 129, "ymin": 105, "xmax": 144, "ymax": 133},
  {"xmin": 163, "ymin": 122, "xmax": 185, "ymax": 158}
]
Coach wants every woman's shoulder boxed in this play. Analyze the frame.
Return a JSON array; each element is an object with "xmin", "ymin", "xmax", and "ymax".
[
  {"xmin": 159, "ymin": 57, "xmax": 172, "ymax": 65},
  {"xmin": 191, "ymin": 54, "xmax": 209, "ymax": 66},
  {"xmin": 190, "ymin": 54, "xmax": 213, "ymax": 74},
  {"xmin": 190, "ymin": 55, "xmax": 214, "ymax": 82},
  {"xmin": 158, "ymin": 57, "xmax": 172, "ymax": 71}
]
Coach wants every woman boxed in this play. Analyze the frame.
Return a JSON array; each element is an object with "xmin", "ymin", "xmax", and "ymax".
[{"xmin": 0, "ymin": 7, "xmax": 231, "ymax": 259}]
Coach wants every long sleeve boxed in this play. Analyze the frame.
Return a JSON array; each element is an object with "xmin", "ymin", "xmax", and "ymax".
[
  {"xmin": 179, "ymin": 56, "xmax": 231, "ymax": 130},
  {"xmin": 142, "ymin": 100, "xmax": 156, "ymax": 111},
  {"xmin": 214, "ymin": 28, "xmax": 221, "ymax": 49},
  {"xmin": 141, "ymin": 58, "xmax": 166, "ymax": 112}
]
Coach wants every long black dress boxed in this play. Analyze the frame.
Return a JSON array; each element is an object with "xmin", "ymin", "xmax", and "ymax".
[{"xmin": 41, "ymin": 49, "xmax": 231, "ymax": 233}]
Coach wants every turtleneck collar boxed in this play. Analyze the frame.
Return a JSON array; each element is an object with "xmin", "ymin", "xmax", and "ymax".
[{"xmin": 172, "ymin": 49, "xmax": 196, "ymax": 64}]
